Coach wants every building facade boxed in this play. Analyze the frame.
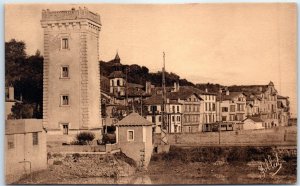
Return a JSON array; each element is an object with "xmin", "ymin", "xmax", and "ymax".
[
  {"xmin": 145, "ymin": 95, "xmax": 182, "ymax": 134},
  {"xmin": 5, "ymin": 119, "xmax": 47, "ymax": 184},
  {"xmin": 41, "ymin": 8, "xmax": 102, "ymax": 141}
]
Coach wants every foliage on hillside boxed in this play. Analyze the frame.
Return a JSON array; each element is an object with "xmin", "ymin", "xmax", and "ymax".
[
  {"xmin": 5, "ymin": 39, "xmax": 43, "ymax": 118},
  {"xmin": 100, "ymin": 61, "xmax": 194, "ymax": 87}
]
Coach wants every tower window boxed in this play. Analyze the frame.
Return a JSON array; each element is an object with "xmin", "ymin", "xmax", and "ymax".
[
  {"xmin": 62, "ymin": 124, "xmax": 69, "ymax": 135},
  {"xmin": 32, "ymin": 132, "xmax": 38, "ymax": 145},
  {"xmin": 61, "ymin": 66, "xmax": 69, "ymax": 78},
  {"xmin": 60, "ymin": 95, "xmax": 69, "ymax": 106},
  {"xmin": 61, "ymin": 38, "xmax": 69, "ymax": 49}
]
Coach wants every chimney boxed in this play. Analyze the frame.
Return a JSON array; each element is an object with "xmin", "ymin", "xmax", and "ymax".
[
  {"xmin": 146, "ymin": 81, "xmax": 152, "ymax": 94},
  {"xmin": 8, "ymin": 86, "xmax": 14, "ymax": 100},
  {"xmin": 166, "ymin": 98, "xmax": 170, "ymax": 104},
  {"xmin": 226, "ymin": 90, "xmax": 229, "ymax": 96},
  {"xmin": 219, "ymin": 88, "xmax": 222, "ymax": 94},
  {"xmin": 205, "ymin": 88, "xmax": 208, "ymax": 93},
  {"xmin": 225, "ymin": 88, "xmax": 229, "ymax": 96}
]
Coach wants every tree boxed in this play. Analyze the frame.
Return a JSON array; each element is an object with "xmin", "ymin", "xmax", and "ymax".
[{"xmin": 5, "ymin": 39, "xmax": 44, "ymax": 118}]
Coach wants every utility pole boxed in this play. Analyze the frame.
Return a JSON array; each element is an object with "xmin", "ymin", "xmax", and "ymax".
[
  {"xmin": 218, "ymin": 88, "xmax": 222, "ymax": 145},
  {"xmin": 161, "ymin": 52, "xmax": 168, "ymax": 145}
]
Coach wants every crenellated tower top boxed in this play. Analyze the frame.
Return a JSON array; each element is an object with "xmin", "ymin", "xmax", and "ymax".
[{"xmin": 41, "ymin": 7, "xmax": 101, "ymax": 25}]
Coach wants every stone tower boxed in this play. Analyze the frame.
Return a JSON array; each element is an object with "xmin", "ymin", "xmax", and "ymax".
[{"xmin": 41, "ymin": 8, "xmax": 102, "ymax": 141}]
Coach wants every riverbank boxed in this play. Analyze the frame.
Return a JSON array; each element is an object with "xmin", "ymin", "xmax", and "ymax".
[
  {"xmin": 14, "ymin": 146, "xmax": 297, "ymax": 184},
  {"xmin": 14, "ymin": 152, "xmax": 137, "ymax": 184}
]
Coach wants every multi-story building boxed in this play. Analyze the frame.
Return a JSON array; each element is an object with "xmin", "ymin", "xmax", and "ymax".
[
  {"xmin": 198, "ymin": 90, "xmax": 217, "ymax": 132},
  {"xmin": 228, "ymin": 81, "xmax": 280, "ymax": 128},
  {"xmin": 216, "ymin": 90, "xmax": 247, "ymax": 126},
  {"xmin": 144, "ymin": 94, "xmax": 182, "ymax": 133},
  {"xmin": 41, "ymin": 8, "xmax": 102, "ymax": 141},
  {"xmin": 168, "ymin": 91, "xmax": 202, "ymax": 133}
]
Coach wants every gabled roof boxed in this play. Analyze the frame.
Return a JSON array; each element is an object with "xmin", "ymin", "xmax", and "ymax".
[
  {"xmin": 115, "ymin": 112, "xmax": 152, "ymax": 126},
  {"xmin": 243, "ymin": 116, "xmax": 264, "ymax": 123},
  {"xmin": 109, "ymin": 71, "xmax": 125, "ymax": 78},
  {"xmin": 167, "ymin": 91, "xmax": 203, "ymax": 101}
]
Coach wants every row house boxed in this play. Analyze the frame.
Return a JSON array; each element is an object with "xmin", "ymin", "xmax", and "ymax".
[
  {"xmin": 216, "ymin": 90, "xmax": 247, "ymax": 130},
  {"xmin": 228, "ymin": 81, "xmax": 282, "ymax": 129},
  {"xmin": 198, "ymin": 90, "xmax": 217, "ymax": 132},
  {"xmin": 144, "ymin": 94, "xmax": 182, "ymax": 134},
  {"xmin": 168, "ymin": 91, "xmax": 202, "ymax": 133}
]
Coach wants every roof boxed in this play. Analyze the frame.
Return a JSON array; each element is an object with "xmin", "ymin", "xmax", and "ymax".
[
  {"xmin": 243, "ymin": 117, "xmax": 264, "ymax": 123},
  {"xmin": 115, "ymin": 52, "xmax": 120, "ymax": 60},
  {"xmin": 277, "ymin": 95, "xmax": 289, "ymax": 99},
  {"xmin": 109, "ymin": 71, "xmax": 125, "ymax": 78},
  {"xmin": 144, "ymin": 94, "xmax": 180, "ymax": 105},
  {"xmin": 6, "ymin": 119, "xmax": 43, "ymax": 134},
  {"xmin": 167, "ymin": 91, "xmax": 203, "ymax": 101},
  {"xmin": 128, "ymin": 83, "xmax": 144, "ymax": 88},
  {"xmin": 115, "ymin": 112, "xmax": 152, "ymax": 126},
  {"xmin": 179, "ymin": 86, "xmax": 217, "ymax": 95},
  {"xmin": 217, "ymin": 92, "xmax": 245, "ymax": 101}
]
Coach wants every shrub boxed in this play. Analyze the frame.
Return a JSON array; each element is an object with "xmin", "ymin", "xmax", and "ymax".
[
  {"xmin": 76, "ymin": 131, "xmax": 95, "ymax": 145},
  {"xmin": 102, "ymin": 133, "xmax": 116, "ymax": 144}
]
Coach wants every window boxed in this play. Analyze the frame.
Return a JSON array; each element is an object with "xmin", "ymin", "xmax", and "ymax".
[
  {"xmin": 61, "ymin": 66, "xmax": 69, "ymax": 78},
  {"xmin": 212, "ymin": 103, "xmax": 216, "ymax": 111},
  {"xmin": 222, "ymin": 116, "xmax": 227, "ymax": 121},
  {"xmin": 172, "ymin": 106, "xmax": 175, "ymax": 113},
  {"xmin": 61, "ymin": 38, "xmax": 69, "ymax": 49},
  {"xmin": 159, "ymin": 116, "xmax": 161, "ymax": 122},
  {"xmin": 152, "ymin": 116, "xmax": 156, "ymax": 123},
  {"xmin": 117, "ymin": 80, "xmax": 120, "ymax": 86},
  {"xmin": 32, "ymin": 132, "xmax": 38, "ymax": 145},
  {"xmin": 127, "ymin": 130, "xmax": 134, "ymax": 141},
  {"xmin": 177, "ymin": 106, "xmax": 180, "ymax": 112},
  {"xmin": 60, "ymin": 95, "xmax": 69, "ymax": 106},
  {"xmin": 177, "ymin": 116, "xmax": 180, "ymax": 121},
  {"xmin": 172, "ymin": 116, "xmax": 175, "ymax": 122},
  {"xmin": 7, "ymin": 135, "xmax": 14, "ymax": 149},
  {"xmin": 230, "ymin": 105, "xmax": 235, "ymax": 112},
  {"xmin": 222, "ymin": 107, "xmax": 228, "ymax": 112},
  {"xmin": 188, "ymin": 126, "xmax": 192, "ymax": 133},
  {"xmin": 63, "ymin": 124, "xmax": 69, "ymax": 135}
]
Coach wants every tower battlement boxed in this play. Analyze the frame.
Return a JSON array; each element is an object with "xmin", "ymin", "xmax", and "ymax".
[{"xmin": 41, "ymin": 7, "xmax": 101, "ymax": 25}]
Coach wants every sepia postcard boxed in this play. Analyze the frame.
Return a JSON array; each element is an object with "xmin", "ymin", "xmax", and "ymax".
[{"xmin": 4, "ymin": 3, "xmax": 297, "ymax": 184}]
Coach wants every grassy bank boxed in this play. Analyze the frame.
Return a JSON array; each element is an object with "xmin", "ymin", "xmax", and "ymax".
[{"xmin": 147, "ymin": 146, "xmax": 296, "ymax": 184}]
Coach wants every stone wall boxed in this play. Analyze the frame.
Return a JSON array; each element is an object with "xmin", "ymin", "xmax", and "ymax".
[{"xmin": 154, "ymin": 126, "xmax": 296, "ymax": 146}]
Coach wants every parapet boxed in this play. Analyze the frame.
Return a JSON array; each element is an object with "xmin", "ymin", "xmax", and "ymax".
[{"xmin": 41, "ymin": 7, "xmax": 101, "ymax": 25}]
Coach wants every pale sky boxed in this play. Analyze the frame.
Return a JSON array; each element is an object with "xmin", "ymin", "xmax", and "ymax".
[{"xmin": 5, "ymin": 3, "xmax": 297, "ymax": 116}]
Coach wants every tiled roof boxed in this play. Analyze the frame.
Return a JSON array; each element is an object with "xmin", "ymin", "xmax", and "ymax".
[
  {"xmin": 217, "ymin": 92, "xmax": 245, "ymax": 101},
  {"xmin": 144, "ymin": 94, "xmax": 180, "ymax": 105},
  {"xmin": 179, "ymin": 86, "xmax": 217, "ymax": 95},
  {"xmin": 167, "ymin": 91, "xmax": 203, "ymax": 101},
  {"xmin": 243, "ymin": 116, "xmax": 264, "ymax": 123},
  {"xmin": 115, "ymin": 112, "xmax": 152, "ymax": 126},
  {"xmin": 109, "ymin": 71, "xmax": 125, "ymax": 78}
]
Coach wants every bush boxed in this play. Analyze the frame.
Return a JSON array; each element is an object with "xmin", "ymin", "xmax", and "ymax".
[
  {"xmin": 102, "ymin": 133, "xmax": 116, "ymax": 144},
  {"xmin": 76, "ymin": 132, "xmax": 95, "ymax": 145}
]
